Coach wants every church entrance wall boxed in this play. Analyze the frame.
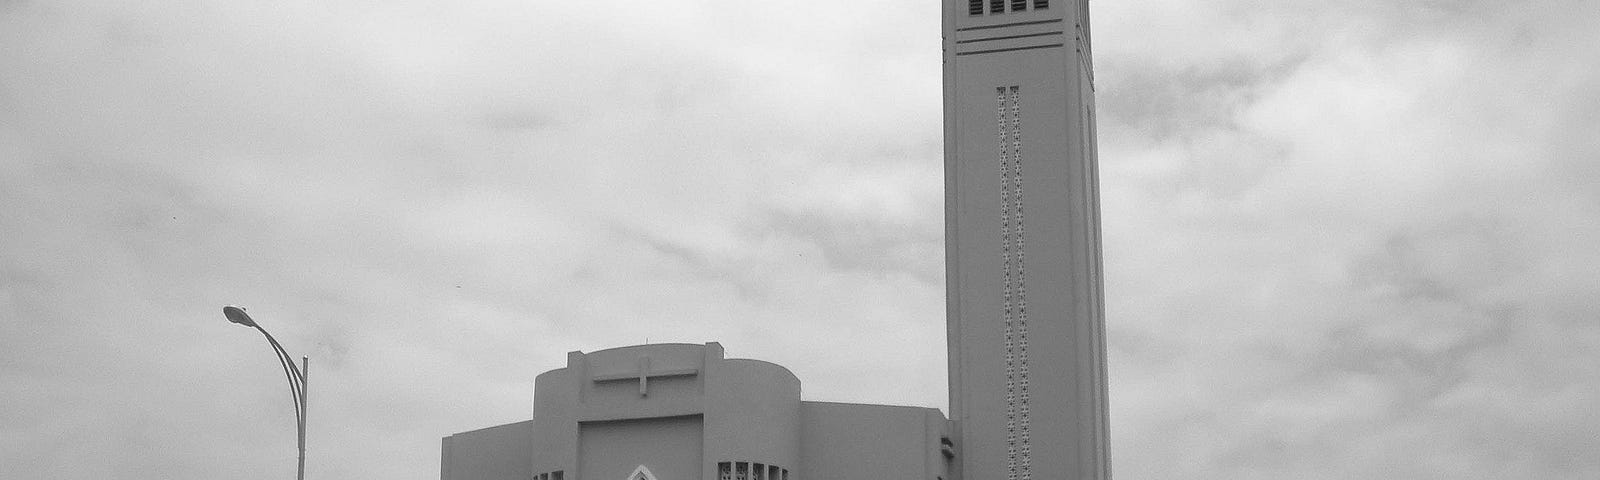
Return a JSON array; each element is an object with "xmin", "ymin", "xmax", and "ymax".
[{"xmin": 578, "ymin": 415, "xmax": 704, "ymax": 480}]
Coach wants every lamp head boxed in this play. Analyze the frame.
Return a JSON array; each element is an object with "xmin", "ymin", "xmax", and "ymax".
[{"xmin": 222, "ymin": 305, "xmax": 257, "ymax": 327}]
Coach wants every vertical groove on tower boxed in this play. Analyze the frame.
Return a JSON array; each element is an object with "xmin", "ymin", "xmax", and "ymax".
[{"xmin": 998, "ymin": 86, "xmax": 1030, "ymax": 480}]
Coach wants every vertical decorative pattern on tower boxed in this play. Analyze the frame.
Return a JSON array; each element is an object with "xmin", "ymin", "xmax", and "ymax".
[{"xmin": 998, "ymin": 85, "xmax": 1031, "ymax": 480}]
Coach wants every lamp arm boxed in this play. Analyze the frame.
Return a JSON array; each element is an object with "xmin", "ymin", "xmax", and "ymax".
[
  {"xmin": 257, "ymin": 326, "xmax": 306, "ymax": 424},
  {"xmin": 274, "ymin": 340, "xmax": 306, "ymax": 424},
  {"xmin": 257, "ymin": 326, "xmax": 305, "ymax": 382}
]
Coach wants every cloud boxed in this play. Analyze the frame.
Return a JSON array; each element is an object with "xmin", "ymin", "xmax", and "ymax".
[
  {"xmin": 1096, "ymin": 0, "xmax": 1600, "ymax": 478},
  {"xmin": 2, "ymin": 0, "xmax": 1598, "ymax": 479}
]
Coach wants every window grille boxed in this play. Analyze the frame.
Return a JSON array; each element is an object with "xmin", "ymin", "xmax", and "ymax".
[
  {"xmin": 989, "ymin": 0, "xmax": 1005, "ymax": 14},
  {"xmin": 969, "ymin": 0, "xmax": 984, "ymax": 15},
  {"xmin": 719, "ymin": 462, "xmax": 786, "ymax": 480}
]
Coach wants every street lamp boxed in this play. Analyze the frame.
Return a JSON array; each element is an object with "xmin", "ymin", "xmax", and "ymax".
[{"xmin": 224, "ymin": 305, "xmax": 308, "ymax": 480}]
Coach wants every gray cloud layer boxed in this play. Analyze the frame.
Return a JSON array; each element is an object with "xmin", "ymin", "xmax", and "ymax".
[{"xmin": 3, "ymin": 0, "xmax": 1597, "ymax": 479}]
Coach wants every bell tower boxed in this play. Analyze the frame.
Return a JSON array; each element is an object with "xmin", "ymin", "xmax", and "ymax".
[{"xmin": 943, "ymin": 1, "xmax": 1108, "ymax": 480}]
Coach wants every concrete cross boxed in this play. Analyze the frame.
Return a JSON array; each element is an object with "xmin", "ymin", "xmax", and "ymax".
[{"xmin": 591, "ymin": 356, "xmax": 698, "ymax": 396}]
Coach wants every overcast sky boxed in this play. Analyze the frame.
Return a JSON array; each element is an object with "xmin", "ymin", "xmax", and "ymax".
[{"xmin": 3, "ymin": 0, "xmax": 1598, "ymax": 479}]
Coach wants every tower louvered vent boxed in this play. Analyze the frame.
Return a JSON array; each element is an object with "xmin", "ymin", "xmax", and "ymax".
[{"xmin": 972, "ymin": 0, "xmax": 1047, "ymax": 15}]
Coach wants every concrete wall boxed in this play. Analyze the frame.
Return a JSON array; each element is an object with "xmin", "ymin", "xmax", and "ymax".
[
  {"xmin": 579, "ymin": 415, "xmax": 704, "ymax": 480},
  {"xmin": 532, "ymin": 364, "xmax": 580, "ymax": 479},
  {"xmin": 443, "ymin": 420, "xmax": 534, "ymax": 480},
  {"xmin": 530, "ymin": 343, "xmax": 802, "ymax": 480},
  {"xmin": 799, "ymin": 402, "xmax": 949, "ymax": 480},
  {"xmin": 531, "ymin": 344, "xmax": 722, "ymax": 479},
  {"xmin": 703, "ymin": 358, "xmax": 802, "ymax": 479}
]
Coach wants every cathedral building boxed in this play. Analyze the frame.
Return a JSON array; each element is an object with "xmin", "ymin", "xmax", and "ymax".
[
  {"xmin": 441, "ymin": 1, "xmax": 1106, "ymax": 479},
  {"xmin": 441, "ymin": 343, "xmax": 950, "ymax": 480}
]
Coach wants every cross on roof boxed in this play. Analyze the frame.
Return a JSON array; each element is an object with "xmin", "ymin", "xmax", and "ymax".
[{"xmin": 591, "ymin": 356, "xmax": 698, "ymax": 396}]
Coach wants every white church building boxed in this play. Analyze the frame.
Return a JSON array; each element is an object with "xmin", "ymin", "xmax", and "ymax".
[
  {"xmin": 441, "ymin": 1, "xmax": 1108, "ymax": 480},
  {"xmin": 441, "ymin": 343, "xmax": 950, "ymax": 480}
]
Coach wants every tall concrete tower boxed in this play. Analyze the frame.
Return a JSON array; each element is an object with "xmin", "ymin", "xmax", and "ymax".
[{"xmin": 943, "ymin": 1, "xmax": 1108, "ymax": 480}]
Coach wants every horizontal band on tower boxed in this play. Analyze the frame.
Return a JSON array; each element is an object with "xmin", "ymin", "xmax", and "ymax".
[
  {"xmin": 956, "ymin": 43, "xmax": 1064, "ymax": 56},
  {"xmin": 956, "ymin": 31, "xmax": 1064, "ymax": 45}
]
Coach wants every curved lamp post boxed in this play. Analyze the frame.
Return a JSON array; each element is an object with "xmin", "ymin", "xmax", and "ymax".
[{"xmin": 224, "ymin": 305, "xmax": 308, "ymax": 480}]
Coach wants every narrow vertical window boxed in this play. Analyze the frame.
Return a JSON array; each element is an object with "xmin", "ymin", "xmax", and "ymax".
[
  {"xmin": 997, "ymin": 87, "xmax": 1016, "ymax": 480},
  {"xmin": 998, "ymin": 85, "xmax": 1031, "ymax": 480},
  {"xmin": 1012, "ymin": 85, "xmax": 1030, "ymax": 480},
  {"xmin": 719, "ymin": 463, "xmax": 733, "ymax": 480}
]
